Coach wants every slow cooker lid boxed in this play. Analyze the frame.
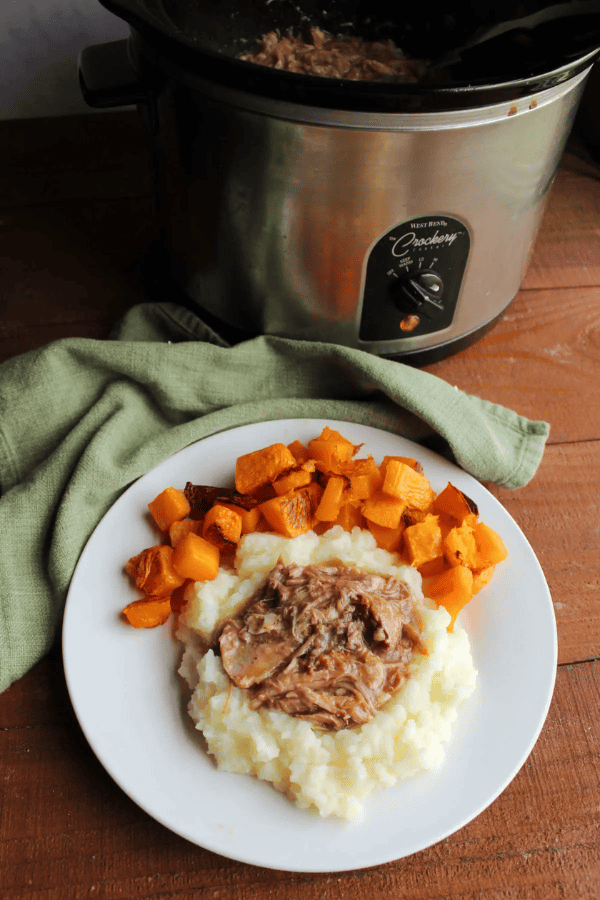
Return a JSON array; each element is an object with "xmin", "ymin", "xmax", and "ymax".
[{"xmin": 98, "ymin": 0, "xmax": 600, "ymax": 110}]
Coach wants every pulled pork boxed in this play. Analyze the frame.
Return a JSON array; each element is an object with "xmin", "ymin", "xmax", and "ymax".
[
  {"xmin": 239, "ymin": 27, "xmax": 426, "ymax": 82},
  {"xmin": 218, "ymin": 560, "xmax": 426, "ymax": 731}
]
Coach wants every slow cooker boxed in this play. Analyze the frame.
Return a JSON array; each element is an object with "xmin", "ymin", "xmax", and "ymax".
[{"xmin": 80, "ymin": 0, "xmax": 600, "ymax": 361}]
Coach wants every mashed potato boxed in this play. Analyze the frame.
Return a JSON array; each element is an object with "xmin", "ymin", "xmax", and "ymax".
[{"xmin": 177, "ymin": 526, "xmax": 477, "ymax": 821}]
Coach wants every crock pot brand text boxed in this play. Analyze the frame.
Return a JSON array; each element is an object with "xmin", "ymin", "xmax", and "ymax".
[{"xmin": 391, "ymin": 230, "xmax": 460, "ymax": 257}]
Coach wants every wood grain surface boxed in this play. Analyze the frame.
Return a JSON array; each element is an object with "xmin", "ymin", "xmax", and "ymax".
[{"xmin": 0, "ymin": 111, "xmax": 599, "ymax": 900}]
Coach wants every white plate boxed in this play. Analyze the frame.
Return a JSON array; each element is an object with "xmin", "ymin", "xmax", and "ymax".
[{"xmin": 62, "ymin": 419, "xmax": 557, "ymax": 873}]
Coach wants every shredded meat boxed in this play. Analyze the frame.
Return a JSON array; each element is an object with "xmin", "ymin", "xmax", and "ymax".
[
  {"xmin": 218, "ymin": 560, "xmax": 427, "ymax": 731},
  {"xmin": 239, "ymin": 27, "xmax": 426, "ymax": 82}
]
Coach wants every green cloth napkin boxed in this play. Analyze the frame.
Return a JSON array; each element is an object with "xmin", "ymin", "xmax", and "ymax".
[{"xmin": 0, "ymin": 302, "xmax": 549, "ymax": 693}]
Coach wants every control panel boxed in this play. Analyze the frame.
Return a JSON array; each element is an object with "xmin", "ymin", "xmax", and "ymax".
[{"xmin": 359, "ymin": 215, "xmax": 470, "ymax": 341}]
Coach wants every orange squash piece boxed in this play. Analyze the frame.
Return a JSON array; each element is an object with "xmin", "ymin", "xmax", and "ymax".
[
  {"xmin": 272, "ymin": 463, "xmax": 315, "ymax": 496},
  {"xmin": 381, "ymin": 460, "xmax": 434, "ymax": 510},
  {"xmin": 287, "ymin": 439, "xmax": 310, "ymax": 464},
  {"xmin": 403, "ymin": 507, "xmax": 441, "ymax": 526},
  {"xmin": 317, "ymin": 426, "xmax": 358, "ymax": 456},
  {"xmin": 380, "ymin": 455, "xmax": 423, "ymax": 474},
  {"xmin": 334, "ymin": 502, "xmax": 365, "ymax": 533},
  {"xmin": 125, "ymin": 545, "xmax": 186, "ymax": 596},
  {"xmin": 202, "ymin": 503, "xmax": 243, "ymax": 547},
  {"xmin": 344, "ymin": 456, "xmax": 382, "ymax": 500},
  {"xmin": 417, "ymin": 557, "xmax": 449, "ymax": 579},
  {"xmin": 308, "ymin": 441, "xmax": 344, "ymax": 473},
  {"xmin": 169, "ymin": 518, "xmax": 203, "ymax": 547},
  {"xmin": 235, "ymin": 443, "xmax": 296, "ymax": 495},
  {"xmin": 433, "ymin": 483, "xmax": 478, "ymax": 525},
  {"xmin": 122, "ymin": 596, "xmax": 172, "ymax": 628},
  {"xmin": 148, "ymin": 487, "xmax": 191, "ymax": 532},
  {"xmin": 361, "ymin": 490, "xmax": 405, "ymax": 529},
  {"xmin": 402, "ymin": 515, "xmax": 443, "ymax": 568},
  {"xmin": 426, "ymin": 565, "xmax": 474, "ymax": 630},
  {"xmin": 366, "ymin": 518, "xmax": 405, "ymax": 552},
  {"xmin": 473, "ymin": 522, "xmax": 508, "ymax": 567},
  {"xmin": 221, "ymin": 502, "xmax": 263, "ymax": 535},
  {"xmin": 304, "ymin": 481, "xmax": 325, "ymax": 514},
  {"xmin": 172, "ymin": 532, "xmax": 220, "ymax": 582},
  {"xmin": 443, "ymin": 524, "xmax": 479, "ymax": 569},
  {"xmin": 259, "ymin": 488, "xmax": 314, "ymax": 537},
  {"xmin": 308, "ymin": 427, "xmax": 359, "ymax": 473},
  {"xmin": 315, "ymin": 475, "xmax": 347, "ymax": 522}
]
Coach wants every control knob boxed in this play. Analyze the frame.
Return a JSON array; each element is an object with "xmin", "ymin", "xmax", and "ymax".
[
  {"xmin": 396, "ymin": 270, "xmax": 444, "ymax": 318},
  {"xmin": 390, "ymin": 270, "xmax": 444, "ymax": 333}
]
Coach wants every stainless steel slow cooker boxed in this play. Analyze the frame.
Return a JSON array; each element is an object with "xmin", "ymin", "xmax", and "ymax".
[{"xmin": 80, "ymin": 0, "xmax": 600, "ymax": 361}]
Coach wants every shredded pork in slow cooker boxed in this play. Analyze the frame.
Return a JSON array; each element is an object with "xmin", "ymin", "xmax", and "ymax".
[
  {"xmin": 239, "ymin": 27, "xmax": 427, "ymax": 81},
  {"xmin": 218, "ymin": 559, "xmax": 427, "ymax": 731}
]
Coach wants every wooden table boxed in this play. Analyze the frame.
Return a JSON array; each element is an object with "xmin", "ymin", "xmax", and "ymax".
[{"xmin": 1, "ymin": 112, "xmax": 599, "ymax": 899}]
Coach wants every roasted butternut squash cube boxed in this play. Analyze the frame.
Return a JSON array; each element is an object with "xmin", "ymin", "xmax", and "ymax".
[
  {"xmin": 366, "ymin": 518, "xmax": 405, "ymax": 552},
  {"xmin": 426, "ymin": 565, "xmax": 474, "ymax": 631},
  {"xmin": 402, "ymin": 514, "xmax": 443, "ymax": 568},
  {"xmin": 202, "ymin": 503, "xmax": 243, "ymax": 547},
  {"xmin": 344, "ymin": 456, "xmax": 382, "ymax": 500},
  {"xmin": 272, "ymin": 462, "xmax": 315, "ymax": 496},
  {"xmin": 287, "ymin": 439, "xmax": 310, "ymax": 464},
  {"xmin": 308, "ymin": 427, "xmax": 359, "ymax": 473},
  {"xmin": 380, "ymin": 455, "xmax": 422, "ymax": 474},
  {"xmin": 315, "ymin": 475, "xmax": 347, "ymax": 522},
  {"xmin": 148, "ymin": 487, "xmax": 191, "ymax": 532},
  {"xmin": 473, "ymin": 522, "xmax": 508, "ymax": 567},
  {"xmin": 433, "ymin": 482, "xmax": 478, "ymax": 524},
  {"xmin": 334, "ymin": 502, "xmax": 365, "ymax": 533},
  {"xmin": 417, "ymin": 557, "xmax": 449, "ymax": 579},
  {"xmin": 122, "ymin": 596, "xmax": 172, "ymax": 628},
  {"xmin": 168, "ymin": 518, "xmax": 203, "ymax": 547},
  {"xmin": 172, "ymin": 532, "xmax": 220, "ymax": 582},
  {"xmin": 443, "ymin": 524, "xmax": 479, "ymax": 569},
  {"xmin": 361, "ymin": 490, "xmax": 405, "ymax": 529},
  {"xmin": 235, "ymin": 443, "xmax": 296, "ymax": 495},
  {"xmin": 316, "ymin": 426, "xmax": 358, "ymax": 456},
  {"xmin": 259, "ymin": 488, "xmax": 314, "ymax": 537},
  {"xmin": 125, "ymin": 545, "xmax": 186, "ymax": 596},
  {"xmin": 221, "ymin": 502, "xmax": 262, "ymax": 535},
  {"xmin": 381, "ymin": 460, "xmax": 434, "ymax": 511},
  {"xmin": 303, "ymin": 480, "xmax": 325, "ymax": 514}
]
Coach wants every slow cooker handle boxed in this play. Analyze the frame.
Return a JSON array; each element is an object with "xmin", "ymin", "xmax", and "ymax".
[{"xmin": 78, "ymin": 39, "xmax": 147, "ymax": 109}]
